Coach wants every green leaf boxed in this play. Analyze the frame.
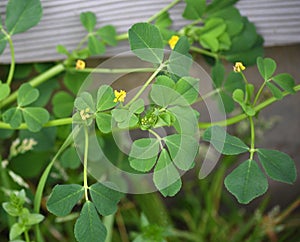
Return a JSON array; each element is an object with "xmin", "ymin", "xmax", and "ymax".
[
  {"xmin": 225, "ymin": 17, "xmax": 258, "ymax": 53},
  {"xmin": 155, "ymin": 12, "xmax": 172, "ymax": 29},
  {"xmin": 74, "ymin": 201, "xmax": 107, "ymax": 242},
  {"xmin": 46, "ymin": 184, "xmax": 84, "ymax": 216},
  {"xmin": 183, "ymin": 0, "xmax": 206, "ymax": 20},
  {"xmin": 129, "ymin": 98, "xmax": 144, "ymax": 114},
  {"xmin": 272, "ymin": 73, "xmax": 295, "ymax": 94},
  {"xmin": 64, "ymin": 72, "xmax": 88, "ymax": 95},
  {"xmin": 164, "ymin": 134, "xmax": 198, "ymax": 171},
  {"xmin": 128, "ymin": 23, "xmax": 164, "ymax": 63},
  {"xmin": 153, "ymin": 149, "xmax": 182, "ymax": 197},
  {"xmin": 97, "ymin": 25, "xmax": 118, "ymax": 46},
  {"xmin": 129, "ymin": 156, "xmax": 157, "ymax": 172},
  {"xmin": 17, "ymin": 83, "xmax": 39, "ymax": 106},
  {"xmin": 80, "ymin": 12, "xmax": 97, "ymax": 32},
  {"xmin": 6, "ymin": 0, "xmax": 42, "ymax": 35},
  {"xmin": 167, "ymin": 36, "xmax": 192, "ymax": 77},
  {"xmin": 74, "ymin": 92, "xmax": 96, "ymax": 112},
  {"xmin": 257, "ymin": 149, "xmax": 296, "ymax": 184},
  {"xmin": 31, "ymin": 78, "xmax": 59, "ymax": 107},
  {"xmin": 232, "ymin": 89, "xmax": 244, "ymax": 103},
  {"xmin": 211, "ymin": 61, "xmax": 225, "ymax": 88},
  {"xmin": 224, "ymin": 71, "xmax": 245, "ymax": 93},
  {"xmin": 174, "ymin": 77, "xmax": 199, "ymax": 104},
  {"xmin": 96, "ymin": 113, "xmax": 112, "ymax": 133},
  {"xmin": 88, "ymin": 35, "xmax": 106, "ymax": 55},
  {"xmin": 217, "ymin": 92, "xmax": 235, "ymax": 113},
  {"xmin": 2, "ymin": 202, "xmax": 20, "ymax": 217},
  {"xmin": 26, "ymin": 213, "xmax": 44, "ymax": 225},
  {"xmin": 89, "ymin": 182, "xmax": 123, "ymax": 216},
  {"xmin": 129, "ymin": 138, "xmax": 160, "ymax": 160},
  {"xmin": 14, "ymin": 64, "xmax": 33, "ymax": 79},
  {"xmin": 200, "ymin": 18, "xmax": 226, "ymax": 37},
  {"xmin": 56, "ymin": 45, "xmax": 70, "ymax": 56},
  {"xmin": 22, "ymin": 107, "xmax": 49, "ymax": 132},
  {"xmin": 206, "ymin": 0, "xmax": 238, "ymax": 15},
  {"xmin": 0, "ymin": 81, "xmax": 10, "ymax": 101},
  {"xmin": 9, "ymin": 223, "xmax": 25, "ymax": 240},
  {"xmin": 224, "ymin": 159, "xmax": 268, "ymax": 204},
  {"xmin": 60, "ymin": 146, "xmax": 81, "ymax": 169},
  {"xmin": 266, "ymin": 82, "xmax": 283, "ymax": 100},
  {"xmin": 52, "ymin": 91, "xmax": 74, "ymax": 118},
  {"xmin": 257, "ymin": 57, "xmax": 277, "ymax": 81},
  {"xmin": 111, "ymin": 108, "xmax": 139, "ymax": 129},
  {"xmin": 96, "ymin": 85, "xmax": 116, "ymax": 111},
  {"xmin": 2, "ymin": 107, "xmax": 22, "ymax": 128},
  {"xmin": 203, "ymin": 126, "xmax": 249, "ymax": 155}
]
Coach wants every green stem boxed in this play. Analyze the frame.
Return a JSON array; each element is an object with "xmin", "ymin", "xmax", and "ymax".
[
  {"xmin": 198, "ymin": 83, "xmax": 300, "ymax": 129},
  {"xmin": 83, "ymin": 125, "xmax": 89, "ymax": 201},
  {"xmin": 24, "ymin": 229, "xmax": 30, "ymax": 242},
  {"xmin": 190, "ymin": 46, "xmax": 220, "ymax": 59},
  {"xmin": 116, "ymin": 33, "xmax": 128, "ymax": 41},
  {"xmin": 104, "ymin": 214, "xmax": 115, "ymax": 242},
  {"xmin": 6, "ymin": 35, "xmax": 15, "ymax": 86},
  {"xmin": 126, "ymin": 63, "xmax": 165, "ymax": 107},
  {"xmin": 149, "ymin": 129, "xmax": 164, "ymax": 149},
  {"xmin": 0, "ymin": 63, "xmax": 65, "ymax": 109},
  {"xmin": 253, "ymin": 81, "xmax": 267, "ymax": 106},
  {"xmin": 0, "ymin": 117, "xmax": 73, "ymax": 130},
  {"xmin": 147, "ymin": 0, "xmax": 182, "ymax": 23},
  {"xmin": 195, "ymin": 88, "xmax": 220, "ymax": 103},
  {"xmin": 67, "ymin": 67, "xmax": 156, "ymax": 74},
  {"xmin": 33, "ymin": 128, "xmax": 76, "ymax": 242},
  {"xmin": 249, "ymin": 116, "xmax": 256, "ymax": 160}
]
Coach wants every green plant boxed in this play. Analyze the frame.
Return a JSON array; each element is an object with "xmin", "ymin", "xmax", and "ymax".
[{"xmin": 0, "ymin": 0, "xmax": 299, "ymax": 241}]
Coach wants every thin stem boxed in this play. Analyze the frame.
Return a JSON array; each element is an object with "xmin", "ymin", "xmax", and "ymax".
[
  {"xmin": 83, "ymin": 125, "xmax": 89, "ymax": 201},
  {"xmin": 116, "ymin": 33, "xmax": 128, "ymax": 41},
  {"xmin": 147, "ymin": 0, "xmax": 182, "ymax": 23},
  {"xmin": 67, "ymin": 67, "xmax": 156, "ymax": 74},
  {"xmin": 249, "ymin": 116, "xmax": 256, "ymax": 160},
  {"xmin": 33, "ymin": 128, "xmax": 76, "ymax": 242},
  {"xmin": 253, "ymin": 81, "xmax": 267, "ymax": 106},
  {"xmin": 149, "ymin": 129, "xmax": 164, "ymax": 149},
  {"xmin": 104, "ymin": 214, "xmax": 115, "ymax": 242},
  {"xmin": 24, "ymin": 230, "xmax": 30, "ymax": 242},
  {"xmin": 0, "ymin": 63, "xmax": 65, "ymax": 109},
  {"xmin": 6, "ymin": 35, "xmax": 15, "ymax": 86},
  {"xmin": 126, "ymin": 63, "xmax": 165, "ymax": 107},
  {"xmin": 190, "ymin": 46, "xmax": 220, "ymax": 59},
  {"xmin": 195, "ymin": 88, "xmax": 220, "ymax": 103}
]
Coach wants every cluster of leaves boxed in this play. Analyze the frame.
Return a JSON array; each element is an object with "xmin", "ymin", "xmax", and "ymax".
[
  {"xmin": 180, "ymin": 0, "xmax": 263, "ymax": 65},
  {"xmin": 2, "ymin": 190, "xmax": 44, "ymax": 241},
  {"xmin": 2, "ymin": 83, "xmax": 49, "ymax": 132},
  {"xmin": 46, "ymin": 183, "xmax": 123, "ymax": 242},
  {"xmin": 203, "ymin": 126, "xmax": 297, "ymax": 204},
  {"xmin": 57, "ymin": 11, "xmax": 118, "ymax": 62}
]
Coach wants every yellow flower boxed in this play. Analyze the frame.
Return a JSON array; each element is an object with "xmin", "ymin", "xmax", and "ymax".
[
  {"xmin": 233, "ymin": 62, "xmax": 246, "ymax": 73},
  {"xmin": 114, "ymin": 90, "xmax": 126, "ymax": 103},
  {"xmin": 76, "ymin": 60, "xmax": 86, "ymax": 70},
  {"xmin": 168, "ymin": 35, "xmax": 179, "ymax": 50}
]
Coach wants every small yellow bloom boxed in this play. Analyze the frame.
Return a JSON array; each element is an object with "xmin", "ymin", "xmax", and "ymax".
[
  {"xmin": 233, "ymin": 62, "xmax": 246, "ymax": 73},
  {"xmin": 168, "ymin": 35, "xmax": 179, "ymax": 50},
  {"xmin": 76, "ymin": 60, "xmax": 86, "ymax": 70},
  {"xmin": 114, "ymin": 90, "xmax": 126, "ymax": 103}
]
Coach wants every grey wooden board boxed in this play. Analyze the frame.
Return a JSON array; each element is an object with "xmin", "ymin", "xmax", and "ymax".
[{"xmin": 0, "ymin": 0, "xmax": 300, "ymax": 63}]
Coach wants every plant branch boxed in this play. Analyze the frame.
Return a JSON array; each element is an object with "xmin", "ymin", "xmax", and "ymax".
[
  {"xmin": 6, "ymin": 35, "xmax": 15, "ymax": 86},
  {"xmin": 126, "ymin": 63, "xmax": 165, "ymax": 107},
  {"xmin": 33, "ymin": 127, "xmax": 77, "ymax": 242},
  {"xmin": 67, "ymin": 67, "xmax": 156, "ymax": 74},
  {"xmin": 83, "ymin": 125, "xmax": 89, "ymax": 201},
  {"xmin": 198, "ymin": 83, "xmax": 300, "ymax": 129},
  {"xmin": 0, "ymin": 63, "xmax": 65, "ymax": 109},
  {"xmin": 147, "ymin": 0, "xmax": 182, "ymax": 23}
]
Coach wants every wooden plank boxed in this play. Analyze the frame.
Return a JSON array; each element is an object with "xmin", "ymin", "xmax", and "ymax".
[{"xmin": 0, "ymin": 0, "xmax": 300, "ymax": 63}]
